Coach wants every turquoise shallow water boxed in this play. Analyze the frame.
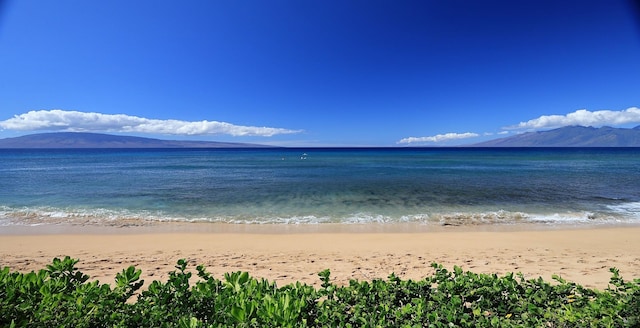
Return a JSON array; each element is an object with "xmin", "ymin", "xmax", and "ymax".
[{"xmin": 1, "ymin": 147, "xmax": 639, "ymax": 226}]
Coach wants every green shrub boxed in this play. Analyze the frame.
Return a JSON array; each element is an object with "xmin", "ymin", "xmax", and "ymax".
[{"xmin": 1, "ymin": 258, "xmax": 638, "ymax": 327}]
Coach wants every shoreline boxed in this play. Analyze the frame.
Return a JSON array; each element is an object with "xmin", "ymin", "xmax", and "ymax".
[
  {"xmin": 1, "ymin": 223, "xmax": 639, "ymax": 291},
  {"xmin": 2, "ymin": 220, "xmax": 639, "ymax": 235}
]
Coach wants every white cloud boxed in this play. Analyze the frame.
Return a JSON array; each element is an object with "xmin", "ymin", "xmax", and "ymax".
[
  {"xmin": 506, "ymin": 107, "xmax": 640, "ymax": 131},
  {"xmin": 397, "ymin": 132, "xmax": 479, "ymax": 144},
  {"xmin": 0, "ymin": 110, "xmax": 302, "ymax": 137}
]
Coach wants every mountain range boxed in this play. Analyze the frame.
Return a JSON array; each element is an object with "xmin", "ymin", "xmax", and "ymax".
[
  {"xmin": 2, "ymin": 126, "xmax": 640, "ymax": 148},
  {"xmin": 0, "ymin": 132, "xmax": 273, "ymax": 148},
  {"xmin": 471, "ymin": 125, "xmax": 640, "ymax": 147}
]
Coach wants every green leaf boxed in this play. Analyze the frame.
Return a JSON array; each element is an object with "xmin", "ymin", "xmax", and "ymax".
[{"xmin": 230, "ymin": 306, "xmax": 246, "ymax": 322}]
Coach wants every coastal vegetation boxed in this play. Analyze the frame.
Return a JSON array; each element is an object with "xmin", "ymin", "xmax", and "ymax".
[{"xmin": 2, "ymin": 257, "xmax": 639, "ymax": 327}]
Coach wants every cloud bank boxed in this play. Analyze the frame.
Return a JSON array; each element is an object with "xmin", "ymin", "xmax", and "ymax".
[
  {"xmin": 0, "ymin": 110, "xmax": 302, "ymax": 137},
  {"xmin": 397, "ymin": 107, "xmax": 640, "ymax": 146},
  {"xmin": 397, "ymin": 132, "xmax": 479, "ymax": 144},
  {"xmin": 507, "ymin": 107, "xmax": 640, "ymax": 131}
]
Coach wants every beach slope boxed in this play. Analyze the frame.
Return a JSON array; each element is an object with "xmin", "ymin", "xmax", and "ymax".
[{"xmin": 1, "ymin": 226, "xmax": 639, "ymax": 290}]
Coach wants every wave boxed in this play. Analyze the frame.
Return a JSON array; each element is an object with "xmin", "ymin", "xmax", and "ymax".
[
  {"xmin": 1, "ymin": 205, "xmax": 638, "ymax": 227},
  {"xmin": 0, "ymin": 206, "xmax": 164, "ymax": 227},
  {"xmin": 607, "ymin": 202, "xmax": 640, "ymax": 216}
]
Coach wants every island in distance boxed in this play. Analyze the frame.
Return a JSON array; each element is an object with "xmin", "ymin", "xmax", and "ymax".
[
  {"xmin": 2, "ymin": 126, "xmax": 640, "ymax": 148},
  {"xmin": 470, "ymin": 125, "xmax": 640, "ymax": 147},
  {"xmin": 0, "ymin": 132, "xmax": 275, "ymax": 148}
]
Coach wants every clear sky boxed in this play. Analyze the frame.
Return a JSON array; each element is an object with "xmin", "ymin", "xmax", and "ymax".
[{"xmin": 1, "ymin": 0, "xmax": 639, "ymax": 146}]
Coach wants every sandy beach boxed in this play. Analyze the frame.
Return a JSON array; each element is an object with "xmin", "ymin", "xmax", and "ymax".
[{"xmin": 1, "ymin": 224, "xmax": 639, "ymax": 290}]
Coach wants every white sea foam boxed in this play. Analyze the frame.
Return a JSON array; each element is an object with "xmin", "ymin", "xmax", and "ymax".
[
  {"xmin": 527, "ymin": 212, "xmax": 596, "ymax": 224},
  {"xmin": 0, "ymin": 206, "xmax": 164, "ymax": 226},
  {"xmin": 433, "ymin": 210, "xmax": 528, "ymax": 226},
  {"xmin": 0, "ymin": 205, "xmax": 637, "ymax": 227},
  {"xmin": 607, "ymin": 202, "xmax": 640, "ymax": 218}
]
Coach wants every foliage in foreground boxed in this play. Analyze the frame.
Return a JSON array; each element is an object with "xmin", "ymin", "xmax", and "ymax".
[{"xmin": 1, "ymin": 257, "xmax": 639, "ymax": 327}]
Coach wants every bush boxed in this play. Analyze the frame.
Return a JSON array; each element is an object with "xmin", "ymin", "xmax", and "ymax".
[{"xmin": 1, "ymin": 258, "xmax": 638, "ymax": 327}]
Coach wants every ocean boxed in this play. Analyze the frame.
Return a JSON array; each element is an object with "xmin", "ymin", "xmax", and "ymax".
[{"xmin": 1, "ymin": 147, "xmax": 639, "ymax": 227}]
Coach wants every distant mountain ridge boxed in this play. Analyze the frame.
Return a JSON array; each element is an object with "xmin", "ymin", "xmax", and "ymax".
[
  {"xmin": 0, "ymin": 132, "xmax": 275, "ymax": 148},
  {"xmin": 471, "ymin": 125, "xmax": 640, "ymax": 147},
  {"xmin": 3, "ymin": 127, "xmax": 640, "ymax": 148}
]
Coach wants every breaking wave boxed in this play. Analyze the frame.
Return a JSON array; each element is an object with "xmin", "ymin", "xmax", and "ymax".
[{"xmin": 1, "ymin": 205, "xmax": 637, "ymax": 227}]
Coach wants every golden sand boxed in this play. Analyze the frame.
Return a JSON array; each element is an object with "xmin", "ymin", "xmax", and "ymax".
[{"xmin": 1, "ymin": 224, "xmax": 639, "ymax": 290}]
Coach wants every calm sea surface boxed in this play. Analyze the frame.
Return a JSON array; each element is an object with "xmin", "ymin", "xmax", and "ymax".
[{"xmin": 1, "ymin": 148, "xmax": 639, "ymax": 227}]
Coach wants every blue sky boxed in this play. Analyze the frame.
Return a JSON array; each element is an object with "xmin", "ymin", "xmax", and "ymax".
[{"xmin": 1, "ymin": 0, "xmax": 639, "ymax": 146}]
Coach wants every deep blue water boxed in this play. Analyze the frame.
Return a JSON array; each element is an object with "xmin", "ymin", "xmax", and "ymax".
[{"xmin": 1, "ymin": 148, "xmax": 639, "ymax": 226}]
